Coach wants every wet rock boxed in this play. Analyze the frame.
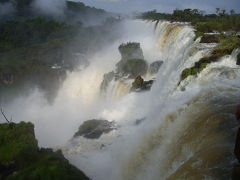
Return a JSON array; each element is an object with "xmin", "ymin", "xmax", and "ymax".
[
  {"xmin": 149, "ymin": 61, "xmax": 163, "ymax": 74},
  {"xmin": 74, "ymin": 119, "xmax": 115, "ymax": 139},
  {"xmin": 232, "ymin": 164, "xmax": 240, "ymax": 180},
  {"xmin": 234, "ymin": 128, "xmax": 240, "ymax": 162},
  {"xmin": 131, "ymin": 75, "xmax": 154, "ymax": 92},
  {"xmin": 237, "ymin": 53, "xmax": 240, "ymax": 65},
  {"xmin": 200, "ymin": 34, "xmax": 220, "ymax": 43},
  {"xmin": 236, "ymin": 104, "xmax": 240, "ymax": 120}
]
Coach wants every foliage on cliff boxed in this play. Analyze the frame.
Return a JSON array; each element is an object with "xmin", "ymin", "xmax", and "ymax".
[
  {"xmin": 139, "ymin": 8, "xmax": 240, "ymax": 33},
  {"xmin": 0, "ymin": 122, "xmax": 89, "ymax": 180},
  {"xmin": 181, "ymin": 35, "xmax": 240, "ymax": 80}
]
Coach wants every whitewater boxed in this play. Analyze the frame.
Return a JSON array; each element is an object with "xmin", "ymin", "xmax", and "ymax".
[{"xmin": 2, "ymin": 20, "xmax": 240, "ymax": 180}]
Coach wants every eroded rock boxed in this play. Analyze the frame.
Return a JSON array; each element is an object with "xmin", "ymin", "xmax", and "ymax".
[{"xmin": 74, "ymin": 119, "xmax": 115, "ymax": 139}]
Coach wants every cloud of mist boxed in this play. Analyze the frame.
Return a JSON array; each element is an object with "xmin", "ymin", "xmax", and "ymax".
[
  {"xmin": 0, "ymin": 2, "xmax": 15, "ymax": 16},
  {"xmin": 31, "ymin": 0, "xmax": 67, "ymax": 18}
]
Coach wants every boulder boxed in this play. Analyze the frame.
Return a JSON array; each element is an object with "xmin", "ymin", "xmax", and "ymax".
[
  {"xmin": 149, "ymin": 61, "xmax": 163, "ymax": 74},
  {"xmin": 131, "ymin": 75, "xmax": 154, "ymax": 92},
  {"xmin": 118, "ymin": 42, "xmax": 144, "ymax": 61},
  {"xmin": 74, "ymin": 119, "xmax": 115, "ymax": 139}
]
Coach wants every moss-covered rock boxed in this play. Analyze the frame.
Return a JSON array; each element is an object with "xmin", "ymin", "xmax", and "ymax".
[
  {"xmin": 0, "ymin": 122, "xmax": 89, "ymax": 180},
  {"xmin": 148, "ymin": 61, "xmax": 163, "ymax": 74},
  {"xmin": 118, "ymin": 42, "xmax": 144, "ymax": 61},
  {"xmin": 74, "ymin": 119, "xmax": 115, "ymax": 139},
  {"xmin": 116, "ymin": 58, "xmax": 148, "ymax": 78}
]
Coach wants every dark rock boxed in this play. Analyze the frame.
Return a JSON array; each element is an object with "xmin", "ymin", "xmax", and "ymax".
[
  {"xmin": 74, "ymin": 119, "xmax": 115, "ymax": 139},
  {"xmin": 236, "ymin": 104, "xmax": 240, "ymax": 120},
  {"xmin": 234, "ymin": 128, "xmax": 240, "ymax": 162},
  {"xmin": 131, "ymin": 75, "xmax": 154, "ymax": 92},
  {"xmin": 232, "ymin": 164, "xmax": 240, "ymax": 180},
  {"xmin": 118, "ymin": 42, "xmax": 144, "ymax": 61},
  {"xmin": 237, "ymin": 53, "xmax": 240, "ymax": 65},
  {"xmin": 135, "ymin": 118, "xmax": 146, "ymax": 125},
  {"xmin": 149, "ymin": 61, "xmax": 163, "ymax": 74},
  {"xmin": 200, "ymin": 34, "xmax": 220, "ymax": 43}
]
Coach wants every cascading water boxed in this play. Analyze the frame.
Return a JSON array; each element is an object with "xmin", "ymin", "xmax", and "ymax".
[{"xmin": 2, "ymin": 20, "xmax": 240, "ymax": 180}]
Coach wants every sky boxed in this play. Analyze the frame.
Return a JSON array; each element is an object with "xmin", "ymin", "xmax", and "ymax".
[{"xmin": 76, "ymin": 0, "xmax": 240, "ymax": 14}]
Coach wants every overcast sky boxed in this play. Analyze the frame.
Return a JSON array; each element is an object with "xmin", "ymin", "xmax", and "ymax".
[{"xmin": 76, "ymin": 0, "xmax": 240, "ymax": 14}]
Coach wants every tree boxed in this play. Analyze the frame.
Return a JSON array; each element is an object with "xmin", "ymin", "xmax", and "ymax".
[
  {"xmin": 230, "ymin": 9, "xmax": 236, "ymax": 16},
  {"xmin": 216, "ymin": 8, "xmax": 220, "ymax": 15}
]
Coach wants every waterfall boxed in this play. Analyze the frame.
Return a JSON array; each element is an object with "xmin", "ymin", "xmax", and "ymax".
[{"xmin": 3, "ymin": 20, "xmax": 240, "ymax": 180}]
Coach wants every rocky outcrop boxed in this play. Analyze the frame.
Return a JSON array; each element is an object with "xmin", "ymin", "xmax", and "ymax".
[
  {"xmin": 200, "ymin": 34, "xmax": 220, "ymax": 43},
  {"xmin": 149, "ymin": 61, "xmax": 163, "ymax": 74},
  {"xmin": 237, "ymin": 53, "xmax": 240, "ymax": 65},
  {"xmin": 74, "ymin": 119, "xmax": 115, "ymax": 139},
  {"xmin": 118, "ymin": 42, "xmax": 144, "ymax": 61},
  {"xmin": 0, "ymin": 122, "xmax": 89, "ymax": 180},
  {"xmin": 131, "ymin": 75, "xmax": 154, "ymax": 92},
  {"xmin": 116, "ymin": 59, "xmax": 148, "ymax": 78}
]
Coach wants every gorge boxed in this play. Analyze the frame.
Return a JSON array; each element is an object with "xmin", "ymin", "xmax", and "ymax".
[{"xmin": 1, "ymin": 18, "xmax": 240, "ymax": 180}]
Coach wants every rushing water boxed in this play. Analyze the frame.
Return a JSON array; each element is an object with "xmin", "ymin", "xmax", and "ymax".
[{"xmin": 2, "ymin": 20, "xmax": 240, "ymax": 180}]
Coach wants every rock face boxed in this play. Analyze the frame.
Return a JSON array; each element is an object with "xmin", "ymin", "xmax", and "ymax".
[
  {"xmin": 0, "ymin": 122, "xmax": 89, "ymax": 180},
  {"xmin": 116, "ymin": 59, "xmax": 148, "ymax": 78},
  {"xmin": 118, "ymin": 42, "xmax": 144, "ymax": 61},
  {"xmin": 131, "ymin": 75, "xmax": 154, "ymax": 92},
  {"xmin": 237, "ymin": 53, "xmax": 240, "ymax": 65},
  {"xmin": 233, "ymin": 105, "xmax": 240, "ymax": 179},
  {"xmin": 74, "ymin": 119, "xmax": 115, "ymax": 139},
  {"xmin": 200, "ymin": 34, "xmax": 220, "ymax": 43},
  {"xmin": 149, "ymin": 61, "xmax": 163, "ymax": 74}
]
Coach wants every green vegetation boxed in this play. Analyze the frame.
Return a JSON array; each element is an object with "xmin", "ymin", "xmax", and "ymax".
[
  {"xmin": 181, "ymin": 35, "xmax": 240, "ymax": 80},
  {"xmin": 0, "ymin": 17, "xmax": 69, "ymax": 52},
  {"xmin": 118, "ymin": 42, "xmax": 144, "ymax": 61},
  {"xmin": 139, "ymin": 8, "xmax": 240, "ymax": 33},
  {"xmin": 0, "ymin": 122, "xmax": 89, "ymax": 180}
]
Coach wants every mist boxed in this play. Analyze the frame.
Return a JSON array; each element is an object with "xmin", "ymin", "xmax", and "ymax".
[
  {"xmin": 31, "ymin": 0, "xmax": 67, "ymax": 18},
  {"xmin": 0, "ymin": 2, "xmax": 14, "ymax": 16}
]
